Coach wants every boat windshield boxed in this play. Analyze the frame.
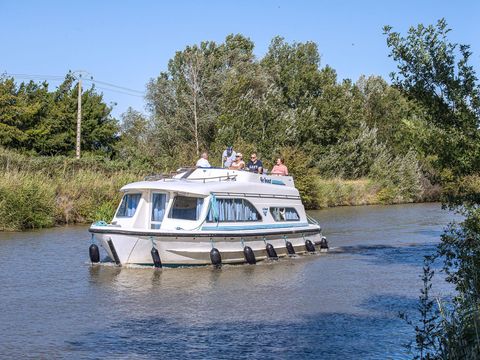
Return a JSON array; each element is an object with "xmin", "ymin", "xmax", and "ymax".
[
  {"xmin": 151, "ymin": 193, "xmax": 167, "ymax": 229},
  {"xmin": 169, "ymin": 195, "xmax": 204, "ymax": 221},
  {"xmin": 116, "ymin": 193, "xmax": 142, "ymax": 218}
]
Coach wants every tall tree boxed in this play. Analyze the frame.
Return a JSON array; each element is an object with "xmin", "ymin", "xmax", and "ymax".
[
  {"xmin": 384, "ymin": 19, "xmax": 480, "ymax": 175},
  {"xmin": 0, "ymin": 73, "xmax": 119, "ymax": 156},
  {"xmin": 147, "ymin": 41, "xmax": 225, "ymax": 157}
]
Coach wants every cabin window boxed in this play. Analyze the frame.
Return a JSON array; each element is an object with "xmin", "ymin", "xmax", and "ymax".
[
  {"xmin": 169, "ymin": 195, "xmax": 204, "ymax": 221},
  {"xmin": 270, "ymin": 207, "xmax": 300, "ymax": 222},
  {"xmin": 207, "ymin": 198, "xmax": 261, "ymax": 222},
  {"xmin": 151, "ymin": 193, "xmax": 167, "ymax": 229},
  {"xmin": 116, "ymin": 193, "xmax": 142, "ymax": 218}
]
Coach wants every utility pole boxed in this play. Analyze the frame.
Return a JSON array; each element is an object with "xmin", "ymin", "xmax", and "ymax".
[{"xmin": 76, "ymin": 75, "xmax": 82, "ymax": 159}]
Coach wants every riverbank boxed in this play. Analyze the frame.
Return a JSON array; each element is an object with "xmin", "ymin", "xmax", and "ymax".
[
  {"xmin": 0, "ymin": 169, "xmax": 441, "ymax": 231},
  {"xmin": 0, "ymin": 146, "xmax": 444, "ymax": 231},
  {"xmin": 315, "ymin": 178, "xmax": 441, "ymax": 207}
]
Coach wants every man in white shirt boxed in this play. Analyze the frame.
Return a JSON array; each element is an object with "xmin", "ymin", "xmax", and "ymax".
[
  {"xmin": 196, "ymin": 152, "xmax": 211, "ymax": 168},
  {"xmin": 222, "ymin": 146, "xmax": 236, "ymax": 168}
]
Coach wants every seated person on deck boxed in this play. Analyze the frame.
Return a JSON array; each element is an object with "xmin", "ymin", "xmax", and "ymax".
[
  {"xmin": 196, "ymin": 152, "xmax": 211, "ymax": 168},
  {"xmin": 271, "ymin": 157, "xmax": 288, "ymax": 176},
  {"xmin": 229, "ymin": 153, "xmax": 245, "ymax": 170},
  {"xmin": 246, "ymin": 153, "xmax": 263, "ymax": 174}
]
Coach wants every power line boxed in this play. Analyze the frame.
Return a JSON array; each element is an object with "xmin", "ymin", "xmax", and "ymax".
[
  {"xmin": 2, "ymin": 72, "xmax": 145, "ymax": 97},
  {"xmin": 83, "ymin": 78, "xmax": 144, "ymax": 95},
  {"xmin": 92, "ymin": 85, "xmax": 145, "ymax": 98}
]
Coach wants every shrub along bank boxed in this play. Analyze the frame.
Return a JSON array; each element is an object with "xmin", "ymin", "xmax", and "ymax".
[{"xmin": 0, "ymin": 156, "xmax": 440, "ymax": 232}]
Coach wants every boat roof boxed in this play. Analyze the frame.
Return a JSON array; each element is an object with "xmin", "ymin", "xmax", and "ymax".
[{"xmin": 121, "ymin": 168, "xmax": 300, "ymax": 197}]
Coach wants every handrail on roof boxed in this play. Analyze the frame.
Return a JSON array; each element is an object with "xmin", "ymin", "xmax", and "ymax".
[
  {"xmin": 144, "ymin": 168, "xmax": 238, "ymax": 182},
  {"xmin": 187, "ymin": 174, "xmax": 238, "ymax": 183}
]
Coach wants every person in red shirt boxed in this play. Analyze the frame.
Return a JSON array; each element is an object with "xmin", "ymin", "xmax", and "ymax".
[{"xmin": 271, "ymin": 158, "xmax": 288, "ymax": 176}]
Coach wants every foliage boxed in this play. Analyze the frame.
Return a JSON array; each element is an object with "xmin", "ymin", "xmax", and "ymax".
[
  {"xmin": 318, "ymin": 122, "xmax": 385, "ymax": 179},
  {"xmin": 0, "ymin": 73, "xmax": 119, "ymax": 157},
  {"xmin": 0, "ymin": 171, "xmax": 55, "ymax": 230},
  {"xmin": 400, "ymin": 257, "xmax": 442, "ymax": 359},
  {"xmin": 384, "ymin": 19, "xmax": 480, "ymax": 176},
  {"xmin": 356, "ymin": 75, "xmax": 426, "ymax": 154},
  {"xmin": 275, "ymin": 146, "xmax": 320, "ymax": 209},
  {"xmin": 385, "ymin": 19, "xmax": 480, "ymax": 360},
  {"xmin": 370, "ymin": 150, "xmax": 423, "ymax": 203}
]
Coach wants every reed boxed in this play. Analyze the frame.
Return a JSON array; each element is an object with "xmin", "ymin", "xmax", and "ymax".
[
  {"xmin": 314, "ymin": 176, "xmax": 434, "ymax": 208},
  {"xmin": 0, "ymin": 168, "xmax": 143, "ymax": 231},
  {"xmin": 0, "ymin": 145, "xmax": 441, "ymax": 231},
  {"xmin": 316, "ymin": 178, "xmax": 379, "ymax": 207},
  {"xmin": 0, "ymin": 171, "xmax": 56, "ymax": 231}
]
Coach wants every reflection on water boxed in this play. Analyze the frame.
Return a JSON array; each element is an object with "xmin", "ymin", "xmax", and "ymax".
[{"xmin": 0, "ymin": 203, "xmax": 457, "ymax": 359}]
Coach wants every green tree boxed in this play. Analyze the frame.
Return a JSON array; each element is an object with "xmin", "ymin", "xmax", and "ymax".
[
  {"xmin": 115, "ymin": 107, "xmax": 152, "ymax": 167},
  {"xmin": 147, "ymin": 40, "xmax": 227, "ymax": 157},
  {"xmin": 384, "ymin": 19, "xmax": 480, "ymax": 175},
  {"xmin": 356, "ymin": 75, "xmax": 426, "ymax": 155},
  {"xmin": 0, "ymin": 73, "xmax": 119, "ymax": 156}
]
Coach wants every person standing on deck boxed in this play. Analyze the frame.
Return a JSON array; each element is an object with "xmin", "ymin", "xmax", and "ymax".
[{"xmin": 222, "ymin": 146, "xmax": 236, "ymax": 168}]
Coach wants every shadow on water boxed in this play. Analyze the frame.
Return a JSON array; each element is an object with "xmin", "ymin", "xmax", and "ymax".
[
  {"xmin": 66, "ymin": 294, "xmax": 418, "ymax": 360},
  {"xmin": 332, "ymin": 242, "xmax": 440, "ymax": 267}
]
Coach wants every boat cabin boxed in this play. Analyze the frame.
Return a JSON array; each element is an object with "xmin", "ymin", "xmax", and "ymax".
[{"xmin": 111, "ymin": 168, "xmax": 307, "ymax": 232}]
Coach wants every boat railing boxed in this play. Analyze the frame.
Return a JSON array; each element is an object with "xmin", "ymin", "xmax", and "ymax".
[
  {"xmin": 186, "ymin": 174, "xmax": 238, "ymax": 183},
  {"xmin": 306, "ymin": 213, "xmax": 319, "ymax": 225},
  {"xmin": 144, "ymin": 168, "xmax": 238, "ymax": 182},
  {"xmin": 144, "ymin": 173, "xmax": 175, "ymax": 181}
]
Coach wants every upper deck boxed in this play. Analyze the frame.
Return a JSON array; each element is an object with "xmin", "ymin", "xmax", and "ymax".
[
  {"xmin": 174, "ymin": 168, "xmax": 294, "ymax": 186},
  {"xmin": 121, "ymin": 168, "xmax": 298, "ymax": 197}
]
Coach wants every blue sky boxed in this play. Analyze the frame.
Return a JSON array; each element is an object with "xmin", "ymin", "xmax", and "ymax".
[{"xmin": 1, "ymin": 0, "xmax": 479, "ymax": 119}]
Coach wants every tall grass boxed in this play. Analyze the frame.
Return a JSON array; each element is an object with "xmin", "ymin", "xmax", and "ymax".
[
  {"xmin": 0, "ymin": 145, "xmax": 441, "ymax": 231},
  {"xmin": 316, "ymin": 178, "xmax": 379, "ymax": 207},
  {"xmin": 0, "ymin": 171, "xmax": 56, "ymax": 231},
  {"xmin": 0, "ymin": 170, "xmax": 142, "ymax": 231},
  {"xmin": 0, "ymin": 147, "xmax": 145, "ymax": 230}
]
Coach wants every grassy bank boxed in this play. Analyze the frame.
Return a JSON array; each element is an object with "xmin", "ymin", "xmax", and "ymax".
[
  {"xmin": 0, "ymin": 171, "xmax": 441, "ymax": 232},
  {"xmin": 0, "ymin": 170, "xmax": 141, "ymax": 231},
  {"xmin": 315, "ymin": 177, "xmax": 441, "ymax": 207},
  {"xmin": 0, "ymin": 148, "xmax": 442, "ymax": 231}
]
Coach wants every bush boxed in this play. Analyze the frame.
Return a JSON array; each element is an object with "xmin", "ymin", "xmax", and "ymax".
[
  {"xmin": 370, "ymin": 150, "xmax": 423, "ymax": 203},
  {"xmin": 275, "ymin": 146, "xmax": 320, "ymax": 209},
  {"xmin": 316, "ymin": 178, "xmax": 379, "ymax": 207},
  {"xmin": 317, "ymin": 123, "xmax": 385, "ymax": 179},
  {"xmin": 0, "ymin": 172, "xmax": 55, "ymax": 230}
]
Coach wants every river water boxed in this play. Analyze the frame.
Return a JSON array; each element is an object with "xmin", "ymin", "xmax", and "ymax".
[{"xmin": 0, "ymin": 203, "xmax": 457, "ymax": 359}]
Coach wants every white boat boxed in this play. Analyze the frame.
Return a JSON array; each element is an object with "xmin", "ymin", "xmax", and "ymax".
[{"xmin": 88, "ymin": 168, "xmax": 327, "ymax": 267}]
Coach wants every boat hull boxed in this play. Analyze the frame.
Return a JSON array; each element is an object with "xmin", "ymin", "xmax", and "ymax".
[{"xmin": 91, "ymin": 228, "xmax": 323, "ymax": 266}]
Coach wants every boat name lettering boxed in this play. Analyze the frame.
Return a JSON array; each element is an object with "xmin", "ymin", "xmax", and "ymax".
[{"xmin": 260, "ymin": 176, "xmax": 272, "ymax": 184}]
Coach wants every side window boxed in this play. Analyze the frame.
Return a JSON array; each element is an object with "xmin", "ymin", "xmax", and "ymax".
[
  {"xmin": 116, "ymin": 193, "xmax": 142, "ymax": 218},
  {"xmin": 207, "ymin": 198, "xmax": 261, "ymax": 222},
  {"xmin": 270, "ymin": 207, "xmax": 300, "ymax": 222},
  {"xmin": 169, "ymin": 196, "xmax": 204, "ymax": 221},
  {"xmin": 151, "ymin": 193, "xmax": 167, "ymax": 229}
]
